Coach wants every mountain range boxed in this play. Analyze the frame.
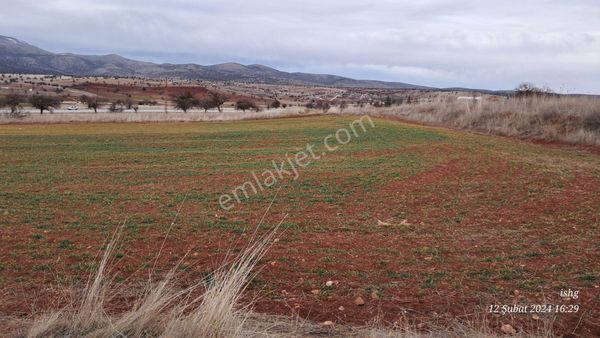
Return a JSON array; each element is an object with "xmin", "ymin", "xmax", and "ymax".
[{"xmin": 0, "ymin": 35, "xmax": 427, "ymax": 89}]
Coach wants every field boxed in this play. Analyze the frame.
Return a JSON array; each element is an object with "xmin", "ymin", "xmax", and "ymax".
[{"xmin": 1, "ymin": 116, "xmax": 599, "ymax": 336}]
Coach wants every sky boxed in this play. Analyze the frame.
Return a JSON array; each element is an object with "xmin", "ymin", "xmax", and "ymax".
[{"xmin": 1, "ymin": 0, "xmax": 599, "ymax": 93}]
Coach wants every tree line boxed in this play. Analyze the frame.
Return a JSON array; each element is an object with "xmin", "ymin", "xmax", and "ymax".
[{"xmin": 0, "ymin": 91, "xmax": 281, "ymax": 115}]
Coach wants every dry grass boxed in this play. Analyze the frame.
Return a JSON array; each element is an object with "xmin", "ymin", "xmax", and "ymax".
[
  {"xmin": 4, "ymin": 93, "xmax": 599, "ymax": 147},
  {"xmin": 0, "ymin": 107, "xmax": 316, "ymax": 124},
  {"xmin": 22, "ymin": 216, "xmax": 282, "ymax": 338},
  {"xmin": 332, "ymin": 94, "xmax": 600, "ymax": 146}
]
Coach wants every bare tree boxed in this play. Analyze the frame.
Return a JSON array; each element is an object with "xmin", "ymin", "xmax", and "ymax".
[
  {"xmin": 126, "ymin": 96, "xmax": 136, "ymax": 110},
  {"xmin": 198, "ymin": 99, "xmax": 216, "ymax": 113},
  {"xmin": 173, "ymin": 92, "xmax": 199, "ymax": 113},
  {"xmin": 30, "ymin": 95, "xmax": 61, "ymax": 114},
  {"xmin": 81, "ymin": 95, "xmax": 101, "ymax": 113},
  {"xmin": 235, "ymin": 100, "xmax": 258, "ymax": 112},
  {"xmin": 3, "ymin": 94, "xmax": 23, "ymax": 114},
  {"xmin": 208, "ymin": 91, "xmax": 227, "ymax": 112}
]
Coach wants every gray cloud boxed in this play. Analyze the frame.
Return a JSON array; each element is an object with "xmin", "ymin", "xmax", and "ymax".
[{"xmin": 0, "ymin": 0, "xmax": 599, "ymax": 92}]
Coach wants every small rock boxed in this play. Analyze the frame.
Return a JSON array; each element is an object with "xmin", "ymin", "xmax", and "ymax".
[
  {"xmin": 370, "ymin": 291, "xmax": 379, "ymax": 300},
  {"xmin": 532, "ymin": 314, "xmax": 540, "ymax": 320},
  {"xmin": 338, "ymin": 306, "xmax": 345, "ymax": 311},
  {"xmin": 325, "ymin": 281, "xmax": 334, "ymax": 287},
  {"xmin": 311, "ymin": 289, "xmax": 320, "ymax": 295},
  {"xmin": 501, "ymin": 324, "xmax": 517, "ymax": 335},
  {"xmin": 513, "ymin": 290, "xmax": 520, "ymax": 296},
  {"xmin": 354, "ymin": 296, "xmax": 365, "ymax": 306},
  {"xmin": 322, "ymin": 321, "xmax": 334, "ymax": 326},
  {"xmin": 417, "ymin": 323, "xmax": 425, "ymax": 330}
]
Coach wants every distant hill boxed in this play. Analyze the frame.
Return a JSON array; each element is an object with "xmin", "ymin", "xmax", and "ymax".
[{"xmin": 0, "ymin": 35, "xmax": 429, "ymax": 89}]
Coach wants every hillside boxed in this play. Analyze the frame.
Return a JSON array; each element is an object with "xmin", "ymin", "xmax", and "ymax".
[{"xmin": 0, "ymin": 35, "xmax": 427, "ymax": 89}]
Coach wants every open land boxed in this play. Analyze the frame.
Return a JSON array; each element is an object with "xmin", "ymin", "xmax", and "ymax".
[{"xmin": 1, "ymin": 116, "xmax": 599, "ymax": 336}]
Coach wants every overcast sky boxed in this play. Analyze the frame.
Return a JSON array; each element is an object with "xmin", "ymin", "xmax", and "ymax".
[{"xmin": 1, "ymin": 0, "xmax": 599, "ymax": 93}]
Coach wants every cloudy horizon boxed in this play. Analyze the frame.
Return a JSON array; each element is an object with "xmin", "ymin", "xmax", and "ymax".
[{"xmin": 1, "ymin": 0, "xmax": 599, "ymax": 93}]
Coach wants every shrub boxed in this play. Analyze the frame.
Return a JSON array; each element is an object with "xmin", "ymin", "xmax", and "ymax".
[
  {"xmin": 583, "ymin": 112, "xmax": 600, "ymax": 131},
  {"xmin": 514, "ymin": 83, "xmax": 555, "ymax": 98},
  {"xmin": 270, "ymin": 99, "xmax": 281, "ymax": 109},
  {"xmin": 305, "ymin": 100, "xmax": 330, "ymax": 111},
  {"xmin": 108, "ymin": 100, "xmax": 125, "ymax": 113}
]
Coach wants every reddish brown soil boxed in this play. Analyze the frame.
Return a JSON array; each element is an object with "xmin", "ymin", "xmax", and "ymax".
[{"xmin": 0, "ymin": 119, "xmax": 599, "ymax": 336}]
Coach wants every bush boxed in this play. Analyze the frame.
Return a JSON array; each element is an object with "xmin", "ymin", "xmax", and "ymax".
[
  {"xmin": 270, "ymin": 99, "xmax": 281, "ymax": 109},
  {"xmin": 583, "ymin": 112, "xmax": 600, "ymax": 131},
  {"xmin": 514, "ymin": 83, "xmax": 555, "ymax": 98},
  {"xmin": 108, "ymin": 100, "xmax": 125, "ymax": 113},
  {"xmin": 305, "ymin": 100, "xmax": 330, "ymax": 111}
]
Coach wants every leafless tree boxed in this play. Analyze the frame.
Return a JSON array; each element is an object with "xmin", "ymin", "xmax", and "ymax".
[
  {"xmin": 235, "ymin": 100, "xmax": 258, "ymax": 112},
  {"xmin": 30, "ymin": 95, "xmax": 61, "ymax": 114},
  {"xmin": 208, "ymin": 91, "xmax": 227, "ymax": 112},
  {"xmin": 198, "ymin": 99, "xmax": 216, "ymax": 113},
  {"xmin": 81, "ymin": 95, "xmax": 101, "ymax": 113},
  {"xmin": 3, "ymin": 94, "xmax": 23, "ymax": 114},
  {"xmin": 173, "ymin": 92, "xmax": 199, "ymax": 113}
]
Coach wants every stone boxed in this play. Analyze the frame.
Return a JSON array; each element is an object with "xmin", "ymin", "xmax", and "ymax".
[{"xmin": 354, "ymin": 296, "xmax": 365, "ymax": 306}]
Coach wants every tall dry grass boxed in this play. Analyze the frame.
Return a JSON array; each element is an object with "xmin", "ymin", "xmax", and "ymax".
[
  {"xmin": 333, "ymin": 94, "xmax": 600, "ymax": 146},
  {"xmin": 4, "ymin": 93, "xmax": 598, "ymax": 146},
  {"xmin": 24, "ymin": 219, "xmax": 282, "ymax": 338},
  {"xmin": 0, "ymin": 107, "xmax": 316, "ymax": 124}
]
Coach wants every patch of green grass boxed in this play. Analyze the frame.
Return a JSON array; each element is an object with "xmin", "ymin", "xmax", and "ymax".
[
  {"xmin": 498, "ymin": 267, "xmax": 525, "ymax": 281},
  {"xmin": 58, "ymin": 240, "xmax": 75, "ymax": 250},
  {"xmin": 421, "ymin": 271, "xmax": 447, "ymax": 289}
]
